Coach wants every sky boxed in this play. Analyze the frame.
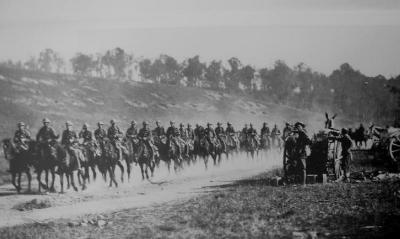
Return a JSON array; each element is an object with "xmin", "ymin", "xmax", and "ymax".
[{"xmin": 0, "ymin": 0, "xmax": 399, "ymax": 77}]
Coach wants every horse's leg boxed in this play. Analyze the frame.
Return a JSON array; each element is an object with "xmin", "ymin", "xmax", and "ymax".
[
  {"xmin": 126, "ymin": 160, "xmax": 131, "ymax": 181},
  {"xmin": 70, "ymin": 172, "xmax": 78, "ymax": 191},
  {"xmin": 91, "ymin": 166, "xmax": 97, "ymax": 181},
  {"xmin": 112, "ymin": 165, "xmax": 118, "ymax": 187},
  {"xmin": 117, "ymin": 161, "xmax": 124, "ymax": 183},
  {"xmin": 67, "ymin": 172, "xmax": 71, "ymax": 189},
  {"xmin": 139, "ymin": 163, "xmax": 145, "ymax": 180},
  {"xmin": 17, "ymin": 172, "xmax": 22, "ymax": 192},
  {"xmin": 11, "ymin": 172, "xmax": 19, "ymax": 193},
  {"xmin": 60, "ymin": 172, "xmax": 64, "ymax": 193},
  {"xmin": 26, "ymin": 169, "xmax": 32, "ymax": 192},
  {"xmin": 37, "ymin": 170, "xmax": 42, "ymax": 193},
  {"xmin": 84, "ymin": 165, "xmax": 90, "ymax": 183},
  {"xmin": 45, "ymin": 170, "xmax": 49, "ymax": 188}
]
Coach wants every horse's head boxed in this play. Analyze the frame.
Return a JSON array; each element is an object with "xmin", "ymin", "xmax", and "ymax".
[{"xmin": 2, "ymin": 138, "xmax": 17, "ymax": 161}]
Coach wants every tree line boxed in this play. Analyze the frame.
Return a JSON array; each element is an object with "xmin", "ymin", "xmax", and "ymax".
[{"xmin": 1, "ymin": 47, "xmax": 399, "ymax": 125}]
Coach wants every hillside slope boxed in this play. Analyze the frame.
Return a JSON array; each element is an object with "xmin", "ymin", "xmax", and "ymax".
[{"xmin": 0, "ymin": 66, "xmax": 340, "ymax": 138}]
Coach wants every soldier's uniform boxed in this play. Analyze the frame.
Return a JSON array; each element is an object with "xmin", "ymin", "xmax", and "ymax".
[
  {"xmin": 94, "ymin": 128, "xmax": 107, "ymax": 142},
  {"xmin": 179, "ymin": 126, "xmax": 188, "ymax": 140},
  {"xmin": 153, "ymin": 126, "xmax": 165, "ymax": 137},
  {"xmin": 204, "ymin": 125, "xmax": 217, "ymax": 146},
  {"xmin": 226, "ymin": 125, "xmax": 235, "ymax": 135},
  {"xmin": 194, "ymin": 125, "xmax": 205, "ymax": 139},
  {"xmin": 294, "ymin": 123, "xmax": 311, "ymax": 185},
  {"xmin": 260, "ymin": 125, "xmax": 270, "ymax": 137},
  {"xmin": 186, "ymin": 126, "xmax": 195, "ymax": 140},
  {"xmin": 107, "ymin": 124, "xmax": 124, "ymax": 159},
  {"xmin": 79, "ymin": 129, "xmax": 93, "ymax": 144},
  {"xmin": 166, "ymin": 124, "xmax": 185, "ymax": 155},
  {"xmin": 14, "ymin": 128, "xmax": 31, "ymax": 151},
  {"xmin": 36, "ymin": 126, "xmax": 58, "ymax": 143},
  {"xmin": 215, "ymin": 126, "xmax": 225, "ymax": 136},
  {"xmin": 138, "ymin": 124, "xmax": 155, "ymax": 158},
  {"xmin": 61, "ymin": 129, "xmax": 78, "ymax": 146},
  {"xmin": 126, "ymin": 125, "xmax": 138, "ymax": 139},
  {"xmin": 337, "ymin": 130, "xmax": 353, "ymax": 182},
  {"xmin": 282, "ymin": 124, "xmax": 292, "ymax": 140}
]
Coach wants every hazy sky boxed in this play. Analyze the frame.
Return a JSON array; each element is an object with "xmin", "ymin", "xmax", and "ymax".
[{"xmin": 0, "ymin": 0, "xmax": 400, "ymax": 77}]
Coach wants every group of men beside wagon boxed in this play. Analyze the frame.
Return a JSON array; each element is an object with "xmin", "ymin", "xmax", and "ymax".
[{"xmin": 10, "ymin": 115, "xmax": 354, "ymax": 186}]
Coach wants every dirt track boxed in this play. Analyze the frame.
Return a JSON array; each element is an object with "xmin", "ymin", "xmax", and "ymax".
[{"xmin": 0, "ymin": 150, "xmax": 281, "ymax": 228}]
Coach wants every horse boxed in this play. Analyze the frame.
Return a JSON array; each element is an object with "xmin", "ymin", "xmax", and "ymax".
[
  {"xmin": 54, "ymin": 142, "xmax": 87, "ymax": 193},
  {"xmin": 245, "ymin": 136, "xmax": 259, "ymax": 158},
  {"xmin": 271, "ymin": 134, "xmax": 282, "ymax": 151},
  {"xmin": 99, "ymin": 139, "xmax": 120, "ymax": 187},
  {"xmin": 136, "ymin": 139, "xmax": 155, "ymax": 180},
  {"xmin": 349, "ymin": 125, "xmax": 370, "ymax": 148},
  {"xmin": 259, "ymin": 134, "xmax": 271, "ymax": 151},
  {"xmin": 2, "ymin": 139, "xmax": 33, "ymax": 193},
  {"xmin": 80, "ymin": 140, "xmax": 101, "ymax": 183},
  {"xmin": 36, "ymin": 139, "xmax": 58, "ymax": 192},
  {"xmin": 225, "ymin": 133, "xmax": 239, "ymax": 154},
  {"xmin": 197, "ymin": 136, "xmax": 218, "ymax": 168}
]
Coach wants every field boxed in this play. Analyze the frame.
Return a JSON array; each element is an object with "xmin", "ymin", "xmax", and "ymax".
[{"xmin": 0, "ymin": 169, "xmax": 399, "ymax": 239}]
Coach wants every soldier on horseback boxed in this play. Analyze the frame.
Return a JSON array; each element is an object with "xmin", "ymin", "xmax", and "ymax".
[
  {"xmin": 260, "ymin": 122, "xmax": 270, "ymax": 149},
  {"xmin": 14, "ymin": 122, "xmax": 31, "ymax": 152},
  {"xmin": 271, "ymin": 124, "xmax": 281, "ymax": 147},
  {"xmin": 126, "ymin": 121, "xmax": 138, "ymax": 139},
  {"xmin": 166, "ymin": 121, "xmax": 185, "ymax": 156},
  {"xmin": 226, "ymin": 122, "xmax": 235, "ymax": 135},
  {"xmin": 194, "ymin": 123, "xmax": 205, "ymax": 140},
  {"xmin": 94, "ymin": 122, "xmax": 106, "ymax": 143},
  {"xmin": 215, "ymin": 122, "xmax": 226, "ymax": 152},
  {"xmin": 247, "ymin": 123, "xmax": 259, "ymax": 146},
  {"xmin": 79, "ymin": 123, "xmax": 93, "ymax": 144},
  {"xmin": 179, "ymin": 123, "xmax": 187, "ymax": 140},
  {"xmin": 138, "ymin": 121, "xmax": 156, "ymax": 159},
  {"xmin": 153, "ymin": 120, "xmax": 165, "ymax": 137},
  {"xmin": 205, "ymin": 123, "xmax": 218, "ymax": 146},
  {"xmin": 282, "ymin": 122, "xmax": 292, "ymax": 140},
  {"xmin": 107, "ymin": 119, "xmax": 124, "ymax": 160},
  {"xmin": 36, "ymin": 118, "xmax": 59, "ymax": 159},
  {"xmin": 61, "ymin": 121, "xmax": 82, "ymax": 168},
  {"xmin": 186, "ymin": 123, "xmax": 195, "ymax": 140}
]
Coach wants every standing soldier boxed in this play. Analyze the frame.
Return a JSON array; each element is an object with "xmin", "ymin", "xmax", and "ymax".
[
  {"xmin": 14, "ymin": 122, "xmax": 31, "ymax": 152},
  {"xmin": 138, "ymin": 121, "xmax": 155, "ymax": 158},
  {"xmin": 36, "ymin": 118, "xmax": 59, "ymax": 158},
  {"xmin": 79, "ymin": 123, "xmax": 93, "ymax": 144},
  {"xmin": 126, "ymin": 121, "xmax": 138, "ymax": 140},
  {"xmin": 107, "ymin": 119, "xmax": 124, "ymax": 160},
  {"xmin": 61, "ymin": 121, "xmax": 81, "ymax": 166},
  {"xmin": 336, "ymin": 128, "xmax": 353, "ymax": 182},
  {"xmin": 294, "ymin": 122, "xmax": 311, "ymax": 185},
  {"xmin": 94, "ymin": 122, "xmax": 106, "ymax": 143}
]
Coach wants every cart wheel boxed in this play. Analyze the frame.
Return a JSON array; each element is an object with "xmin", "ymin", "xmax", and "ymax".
[{"xmin": 389, "ymin": 136, "xmax": 400, "ymax": 162}]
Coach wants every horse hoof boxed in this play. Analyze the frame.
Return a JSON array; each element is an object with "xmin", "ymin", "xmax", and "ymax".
[
  {"xmin": 50, "ymin": 187, "xmax": 56, "ymax": 193},
  {"xmin": 73, "ymin": 187, "xmax": 78, "ymax": 192},
  {"xmin": 82, "ymin": 185, "xmax": 87, "ymax": 191}
]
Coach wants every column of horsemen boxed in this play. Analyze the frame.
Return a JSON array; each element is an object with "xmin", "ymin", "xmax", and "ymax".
[{"xmin": 4, "ymin": 115, "xmax": 353, "ymax": 192}]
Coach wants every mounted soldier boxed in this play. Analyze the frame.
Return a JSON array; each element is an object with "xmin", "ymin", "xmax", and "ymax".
[
  {"xmin": 226, "ymin": 122, "xmax": 235, "ymax": 135},
  {"xmin": 126, "ymin": 120, "xmax": 138, "ymax": 141},
  {"xmin": 260, "ymin": 122, "xmax": 270, "ymax": 149},
  {"xmin": 204, "ymin": 123, "xmax": 217, "ymax": 146},
  {"xmin": 179, "ymin": 123, "xmax": 188, "ymax": 140},
  {"xmin": 225, "ymin": 122, "xmax": 237, "ymax": 149},
  {"xmin": 260, "ymin": 122, "xmax": 270, "ymax": 137},
  {"xmin": 79, "ymin": 123, "xmax": 93, "ymax": 145},
  {"xmin": 14, "ymin": 122, "xmax": 31, "ymax": 152},
  {"xmin": 107, "ymin": 119, "xmax": 124, "ymax": 160},
  {"xmin": 61, "ymin": 121, "xmax": 81, "ymax": 168},
  {"xmin": 186, "ymin": 123, "xmax": 195, "ymax": 141},
  {"xmin": 153, "ymin": 120, "xmax": 165, "ymax": 137},
  {"xmin": 194, "ymin": 123, "xmax": 205, "ymax": 141},
  {"xmin": 293, "ymin": 122, "xmax": 311, "ymax": 185},
  {"xmin": 138, "ymin": 121, "xmax": 156, "ymax": 159},
  {"xmin": 36, "ymin": 118, "xmax": 59, "ymax": 158},
  {"xmin": 94, "ymin": 122, "xmax": 107, "ymax": 144},
  {"xmin": 247, "ymin": 123, "xmax": 258, "ymax": 146},
  {"xmin": 166, "ymin": 121, "xmax": 185, "ymax": 156},
  {"xmin": 271, "ymin": 124, "xmax": 281, "ymax": 147},
  {"xmin": 215, "ymin": 122, "xmax": 226, "ymax": 152},
  {"xmin": 282, "ymin": 122, "xmax": 292, "ymax": 140}
]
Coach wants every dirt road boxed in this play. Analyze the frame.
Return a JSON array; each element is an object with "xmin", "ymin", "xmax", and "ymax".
[{"xmin": 0, "ymin": 150, "xmax": 281, "ymax": 228}]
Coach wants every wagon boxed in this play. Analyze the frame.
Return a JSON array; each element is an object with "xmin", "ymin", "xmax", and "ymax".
[{"xmin": 370, "ymin": 126, "xmax": 400, "ymax": 164}]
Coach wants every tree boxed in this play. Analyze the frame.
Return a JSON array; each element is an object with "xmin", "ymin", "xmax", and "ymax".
[
  {"xmin": 38, "ymin": 48, "xmax": 57, "ymax": 72},
  {"xmin": 70, "ymin": 53, "xmax": 94, "ymax": 76},
  {"xmin": 182, "ymin": 55, "xmax": 205, "ymax": 87},
  {"xmin": 24, "ymin": 57, "xmax": 39, "ymax": 71},
  {"xmin": 205, "ymin": 60, "xmax": 224, "ymax": 89},
  {"xmin": 240, "ymin": 65, "xmax": 255, "ymax": 90},
  {"xmin": 138, "ymin": 58, "xmax": 153, "ymax": 81},
  {"xmin": 225, "ymin": 57, "xmax": 242, "ymax": 91}
]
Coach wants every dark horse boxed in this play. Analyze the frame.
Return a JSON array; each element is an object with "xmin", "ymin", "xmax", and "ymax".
[
  {"xmin": 36, "ymin": 140, "xmax": 58, "ymax": 192},
  {"xmin": 349, "ymin": 125, "xmax": 369, "ymax": 148},
  {"xmin": 99, "ymin": 139, "xmax": 121, "ymax": 187},
  {"xmin": 136, "ymin": 140, "xmax": 155, "ymax": 180},
  {"xmin": 2, "ymin": 139, "xmax": 33, "ymax": 193}
]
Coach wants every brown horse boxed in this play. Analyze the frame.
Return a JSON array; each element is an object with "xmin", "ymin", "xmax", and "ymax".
[
  {"xmin": 2, "ymin": 139, "xmax": 33, "ymax": 193},
  {"xmin": 80, "ymin": 141, "xmax": 101, "ymax": 183},
  {"xmin": 36, "ymin": 140, "xmax": 58, "ymax": 192}
]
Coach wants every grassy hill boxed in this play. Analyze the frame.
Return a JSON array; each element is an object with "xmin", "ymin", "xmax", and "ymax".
[{"xmin": 0, "ymin": 66, "xmax": 352, "ymax": 139}]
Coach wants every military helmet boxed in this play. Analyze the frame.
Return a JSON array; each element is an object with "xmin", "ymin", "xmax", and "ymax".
[
  {"xmin": 143, "ymin": 121, "xmax": 148, "ymax": 125},
  {"xmin": 43, "ymin": 118, "xmax": 50, "ymax": 123},
  {"xmin": 110, "ymin": 119, "xmax": 116, "ymax": 124},
  {"xmin": 187, "ymin": 123, "xmax": 191, "ymax": 127},
  {"xmin": 170, "ymin": 121, "xmax": 175, "ymax": 124},
  {"xmin": 249, "ymin": 123, "xmax": 253, "ymax": 127},
  {"xmin": 180, "ymin": 123, "xmax": 184, "ymax": 127},
  {"xmin": 97, "ymin": 121, "xmax": 104, "ymax": 126},
  {"xmin": 155, "ymin": 120, "xmax": 160, "ymax": 124},
  {"xmin": 217, "ymin": 122, "xmax": 221, "ymax": 126},
  {"xmin": 227, "ymin": 122, "xmax": 231, "ymax": 125},
  {"xmin": 244, "ymin": 124, "xmax": 248, "ymax": 127},
  {"xmin": 131, "ymin": 120, "xmax": 136, "ymax": 125},
  {"xmin": 263, "ymin": 122, "xmax": 267, "ymax": 125},
  {"xmin": 83, "ymin": 123, "xmax": 88, "ymax": 128},
  {"xmin": 207, "ymin": 122, "xmax": 212, "ymax": 126},
  {"xmin": 17, "ymin": 122, "xmax": 25, "ymax": 127},
  {"xmin": 66, "ymin": 121, "xmax": 73, "ymax": 126}
]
